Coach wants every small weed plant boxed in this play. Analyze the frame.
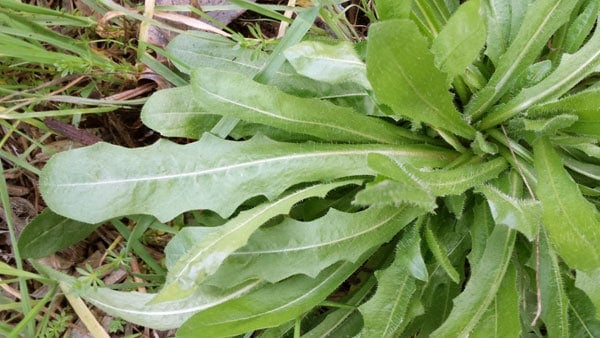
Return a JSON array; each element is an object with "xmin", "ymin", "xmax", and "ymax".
[{"xmin": 19, "ymin": 0, "xmax": 600, "ymax": 336}]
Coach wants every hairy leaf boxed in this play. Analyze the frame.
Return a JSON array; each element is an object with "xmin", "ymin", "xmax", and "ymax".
[
  {"xmin": 431, "ymin": 0, "xmax": 486, "ymax": 84},
  {"xmin": 205, "ymin": 205, "xmax": 423, "ymax": 288},
  {"xmin": 17, "ymin": 209, "xmax": 99, "ymax": 259},
  {"xmin": 480, "ymin": 21, "xmax": 600, "ymax": 129},
  {"xmin": 576, "ymin": 268, "xmax": 600, "ymax": 318},
  {"xmin": 177, "ymin": 260, "xmax": 367, "ymax": 338},
  {"xmin": 425, "ymin": 222, "xmax": 460, "ymax": 283},
  {"xmin": 32, "ymin": 261, "xmax": 262, "ymax": 330},
  {"xmin": 564, "ymin": 0, "xmax": 600, "ymax": 53},
  {"xmin": 476, "ymin": 185, "xmax": 541, "ymax": 240},
  {"xmin": 359, "ymin": 224, "xmax": 421, "ymax": 337},
  {"xmin": 540, "ymin": 228, "xmax": 570, "ymax": 337},
  {"xmin": 190, "ymin": 67, "xmax": 419, "ymax": 144},
  {"xmin": 159, "ymin": 181, "xmax": 356, "ymax": 301},
  {"xmin": 467, "ymin": 0, "xmax": 578, "ymax": 120},
  {"xmin": 567, "ymin": 281, "xmax": 600, "ymax": 337},
  {"xmin": 431, "ymin": 222, "xmax": 516, "ymax": 337},
  {"xmin": 353, "ymin": 179, "xmax": 437, "ymax": 212},
  {"xmin": 40, "ymin": 133, "xmax": 455, "ymax": 223},
  {"xmin": 284, "ymin": 41, "xmax": 370, "ymax": 89},
  {"xmin": 366, "ymin": 19, "xmax": 475, "ymax": 139},
  {"xmin": 533, "ymin": 137, "xmax": 600, "ymax": 271}
]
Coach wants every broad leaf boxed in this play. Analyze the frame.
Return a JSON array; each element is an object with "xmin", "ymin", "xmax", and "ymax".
[
  {"xmin": 430, "ymin": 0, "xmax": 486, "ymax": 84},
  {"xmin": 190, "ymin": 67, "xmax": 420, "ymax": 144},
  {"xmin": 533, "ymin": 137, "xmax": 600, "ymax": 271},
  {"xmin": 567, "ymin": 280, "xmax": 600, "ymax": 337},
  {"xmin": 467, "ymin": 0, "xmax": 578, "ymax": 120},
  {"xmin": 374, "ymin": 0, "xmax": 412, "ymax": 20},
  {"xmin": 576, "ymin": 268, "xmax": 600, "ymax": 318},
  {"xmin": 17, "ymin": 209, "xmax": 99, "ymax": 259},
  {"xmin": 476, "ymin": 184, "xmax": 541, "ymax": 240},
  {"xmin": 40, "ymin": 133, "xmax": 456, "ymax": 223},
  {"xmin": 205, "ymin": 205, "xmax": 424, "ymax": 288},
  {"xmin": 359, "ymin": 224, "xmax": 421, "ymax": 337},
  {"xmin": 366, "ymin": 19, "xmax": 475, "ymax": 139},
  {"xmin": 159, "ymin": 181, "xmax": 357, "ymax": 301},
  {"xmin": 177, "ymin": 260, "xmax": 368, "ymax": 338},
  {"xmin": 431, "ymin": 220, "xmax": 516, "ymax": 337},
  {"xmin": 284, "ymin": 41, "xmax": 371, "ymax": 89},
  {"xmin": 32, "ymin": 260, "xmax": 263, "ymax": 330},
  {"xmin": 480, "ymin": 20, "xmax": 600, "ymax": 129},
  {"xmin": 470, "ymin": 264, "xmax": 520, "ymax": 337}
]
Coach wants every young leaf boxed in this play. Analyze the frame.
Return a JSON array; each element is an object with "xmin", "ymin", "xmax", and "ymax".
[
  {"xmin": 480, "ymin": 22, "xmax": 600, "ymax": 129},
  {"xmin": 353, "ymin": 179, "xmax": 437, "ymax": 212},
  {"xmin": 358, "ymin": 224, "xmax": 421, "ymax": 337},
  {"xmin": 430, "ymin": 0, "xmax": 486, "ymax": 84},
  {"xmin": 470, "ymin": 264, "xmax": 520, "ymax": 337},
  {"xmin": 425, "ymin": 222, "xmax": 460, "ymax": 284},
  {"xmin": 539, "ymin": 228, "xmax": 570, "ymax": 337},
  {"xmin": 17, "ymin": 209, "xmax": 99, "ymax": 259},
  {"xmin": 284, "ymin": 41, "xmax": 371, "ymax": 89},
  {"xmin": 476, "ymin": 184, "xmax": 541, "ymax": 240},
  {"xmin": 533, "ymin": 137, "xmax": 600, "ymax": 271},
  {"xmin": 564, "ymin": 0, "xmax": 600, "ymax": 53},
  {"xmin": 40, "ymin": 133, "xmax": 456, "ymax": 223},
  {"xmin": 205, "ymin": 205, "xmax": 424, "ymax": 288},
  {"xmin": 467, "ymin": 0, "xmax": 578, "ymax": 120},
  {"xmin": 158, "ymin": 181, "xmax": 357, "ymax": 302},
  {"xmin": 177, "ymin": 260, "xmax": 368, "ymax": 338},
  {"xmin": 430, "ymin": 223, "xmax": 516, "ymax": 337},
  {"xmin": 32, "ymin": 260, "xmax": 263, "ymax": 330},
  {"xmin": 366, "ymin": 19, "xmax": 475, "ymax": 139},
  {"xmin": 190, "ymin": 67, "xmax": 419, "ymax": 144}
]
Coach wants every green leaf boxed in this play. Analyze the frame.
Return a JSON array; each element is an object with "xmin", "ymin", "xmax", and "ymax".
[
  {"xmin": 476, "ymin": 185, "xmax": 541, "ymax": 240},
  {"xmin": 425, "ymin": 222, "xmax": 460, "ymax": 284},
  {"xmin": 284, "ymin": 40, "xmax": 371, "ymax": 89},
  {"xmin": 32, "ymin": 260, "xmax": 263, "ymax": 330},
  {"xmin": 470, "ymin": 264, "xmax": 520, "ymax": 337},
  {"xmin": 17, "ymin": 209, "xmax": 99, "ymax": 259},
  {"xmin": 40, "ymin": 133, "xmax": 456, "ymax": 223},
  {"xmin": 564, "ymin": 0, "xmax": 600, "ymax": 53},
  {"xmin": 539, "ymin": 228, "xmax": 570, "ymax": 337},
  {"xmin": 480, "ymin": 22, "xmax": 600, "ymax": 129},
  {"xmin": 366, "ymin": 19, "xmax": 475, "ymax": 139},
  {"xmin": 468, "ymin": 200, "xmax": 493, "ymax": 268},
  {"xmin": 533, "ymin": 137, "xmax": 600, "ymax": 271},
  {"xmin": 430, "ymin": 0, "xmax": 486, "ymax": 84},
  {"xmin": 528, "ymin": 88, "xmax": 600, "ymax": 137},
  {"xmin": 467, "ymin": 0, "xmax": 578, "ymax": 120},
  {"xmin": 567, "ymin": 281, "xmax": 600, "ymax": 337},
  {"xmin": 374, "ymin": 0, "xmax": 412, "ymax": 20},
  {"xmin": 359, "ymin": 224, "xmax": 421, "ymax": 338},
  {"xmin": 176, "ymin": 260, "xmax": 367, "ymax": 338},
  {"xmin": 205, "ymin": 205, "xmax": 424, "ymax": 288},
  {"xmin": 190, "ymin": 67, "xmax": 419, "ymax": 144},
  {"xmin": 522, "ymin": 114, "xmax": 579, "ymax": 135},
  {"xmin": 576, "ymin": 268, "xmax": 600, "ymax": 318},
  {"xmin": 430, "ymin": 223, "xmax": 516, "ymax": 337},
  {"xmin": 158, "ymin": 181, "xmax": 356, "ymax": 301},
  {"xmin": 353, "ymin": 179, "xmax": 437, "ymax": 212}
]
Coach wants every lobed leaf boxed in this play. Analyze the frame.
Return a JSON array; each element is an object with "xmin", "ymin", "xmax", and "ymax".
[
  {"xmin": 431, "ymin": 219, "xmax": 516, "ymax": 337},
  {"xmin": 366, "ymin": 19, "xmax": 475, "ymax": 139},
  {"xmin": 284, "ymin": 40, "xmax": 371, "ymax": 89},
  {"xmin": 177, "ymin": 260, "xmax": 368, "ymax": 338},
  {"xmin": 190, "ymin": 67, "xmax": 420, "ymax": 144},
  {"xmin": 430, "ymin": 0, "xmax": 486, "ymax": 84},
  {"xmin": 40, "ymin": 133, "xmax": 456, "ymax": 223},
  {"xmin": 533, "ymin": 137, "xmax": 600, "ymax": 271},
  {"xmin": 205, "ymin": 205, "xmax": 424, "ymax": 288},
  {"xmin": 158, "ymin": 181, "xmax": 357, "ymax": 301},
  {"xmin": 467, "ymin": 0, "xmax": 578, "ymax": 120},
  {"xmin": 358, "ymin": 224, "xmax": 421, "ymax": 337}
]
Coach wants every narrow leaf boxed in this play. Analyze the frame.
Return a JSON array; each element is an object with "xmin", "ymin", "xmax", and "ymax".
[
  {"xmin": 480, "ymin": 22, "xmax": 600, "ymax": 129},
  {"xmin": 17, "ymin": 209, "xmax": 99, "ymax": 259},
  {"xmin": 159, "ymin": 181, "xmax": 356, "ymax": 301},
  {"xmin": 467, "ymin": 0, "xmax": 578, "ymax": 120},
  {"xmin": 353, "ymin": 179, "xmax": 437, "ymax": 212},
  {"xmin": 366, "ymin": 19, "xmax": 475, "ymax": 139},
  {"xmin": 576, "ymin": 268, "xmax": 600, "ymax": 318},
  {"xmin": 177, "ymin": 260, "xmax": 367, "ymax": 338},
  {"xmin": 540, "ymin": 228, "xmax": 570, "ymax": 337},
  {"xmin": 359, "ymin": 225, "xmax": 421, "ymax": 337},
  {"xmin": 567, "ymin": 280, "xmax": 600, "ymax": 337},
  {"xmin": 40, "ymin": 133, "xmax": 456, "ymax": 223},
  {"xmin": 205, "ymin": 205, "xmax": 424, "ymax": 288},
  {"xmin": 564, "ymin": 0, "xmax": 600, "ymax": 53},
  {"xmin": 533, "ymin": 137, "xmax": 600, "ymax": 271},
  {"xmin": 431, "ymin": 222, "xmax": 516, "ymax": 337},
  {"xmin": 476, "ymin": 184, "xmax": 541, "ymax": 240},
  {"xmin": 425, "ymin": 223, "xmax": 460, "ymax": 283},
  {"xmin": 284, "ymin": 41, "xmax": 370, "ymax": 89},
  {"xmin": 431, "ymin": 0, "xmax": 486, "ymax": 83},
  {"xmin": 191, "ymin": 67, "xmax": 418, "ymax": 144}
]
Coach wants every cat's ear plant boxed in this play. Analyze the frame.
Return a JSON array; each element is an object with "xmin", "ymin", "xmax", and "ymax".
[{"xmin": 27, "ymin": 0, "xmax": 600, "ymax": 336}]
